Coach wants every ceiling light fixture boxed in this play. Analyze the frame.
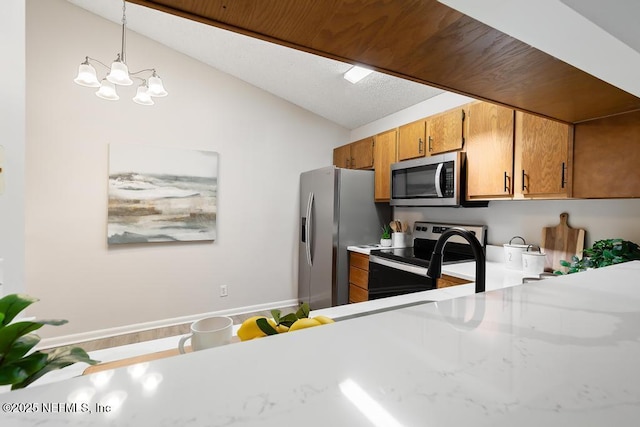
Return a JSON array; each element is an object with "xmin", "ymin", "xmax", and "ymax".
[
  {"xmin": 73, "ymin": 0, "xmax": 167, "ymax": 105},
  {"xmin": 343, "ymin": 65, "xmax": 374, "ymax": 84}
]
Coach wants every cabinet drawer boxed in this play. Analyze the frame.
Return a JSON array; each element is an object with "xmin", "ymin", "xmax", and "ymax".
[
  {"xmin": 349, "ymin": 266, "xmax": 369, "ymax": 289},
  {"xmin": 349, "ymin": 284, "xmax": 368, "ymax": 303},
  {"xmin": 350, "ymin": 252, "xmax": 369, "ymax": 271}
]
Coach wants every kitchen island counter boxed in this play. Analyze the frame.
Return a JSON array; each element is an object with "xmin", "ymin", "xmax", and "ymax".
[{"xmin": 2, "ymin": 262, "xmax": 639, "ymax": 426}]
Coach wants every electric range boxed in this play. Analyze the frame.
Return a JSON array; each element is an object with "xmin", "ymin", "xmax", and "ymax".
[{"xmin": 367, "ymin": 221, "xmax": 487, "ymax": 299}]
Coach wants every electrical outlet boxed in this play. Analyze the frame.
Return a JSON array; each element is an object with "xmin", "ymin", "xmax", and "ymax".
[{"xmin": 220, "ymin": 285, "xmax": 228, "ymax": 297}]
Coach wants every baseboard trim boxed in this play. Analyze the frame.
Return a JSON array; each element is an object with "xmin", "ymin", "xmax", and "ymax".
[{"xmin": 37, "ymin": 299, "xmax": 299, "ymax": 350}]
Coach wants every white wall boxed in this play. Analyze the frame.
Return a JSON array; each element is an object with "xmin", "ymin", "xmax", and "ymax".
[
  {"xmin": 0, "ymin": 0, "xmax": 26, "ymax": 298},
  {"xmin": 25, "ymin": 0, "xmax": 348, "ymax": 338}
]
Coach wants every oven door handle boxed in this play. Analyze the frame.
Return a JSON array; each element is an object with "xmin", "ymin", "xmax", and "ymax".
[
  {"xmin": 369, "ymin": 255, "xmax": 429, "ymax": 276},
  {"xmin": 434, "ymin": 162, "xmax": 444, "ymax": 198}
]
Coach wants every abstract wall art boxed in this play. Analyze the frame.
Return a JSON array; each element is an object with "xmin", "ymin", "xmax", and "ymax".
[{"xmin": 108, "ymin": 144, "xmax": 218, "ymax": 244}]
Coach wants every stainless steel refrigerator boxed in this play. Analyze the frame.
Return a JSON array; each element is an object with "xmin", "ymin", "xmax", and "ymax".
[{"xmin": 299, "ymin": 166, "xmax": 390, "ymax": 309}]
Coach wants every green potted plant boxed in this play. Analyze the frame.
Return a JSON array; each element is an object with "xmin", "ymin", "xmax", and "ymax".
[
  {"xmin": 0, "ymin": 294, "xmax": 99, "ymax": 391},
  {"xmin": 380, "ymin": 224, "xmax": 392, "ymax": 247},
  {"xmin": 557, "ymin": 238, "xmax": 640, "ymax": 274}
]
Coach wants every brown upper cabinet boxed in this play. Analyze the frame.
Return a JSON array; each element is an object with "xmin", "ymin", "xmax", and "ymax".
[
  {"xmin": 465, "ymin": 102, "xmax": 515, "ymax": 199},
  {"xmin": 465, "ymin": 102, "xmax": 573, "ymax": 201},
  {"xmin": 572, "ymin": 110, "xmax": 640, "ymax": 199},
  {"xmin": 333, "ymin": 137, "xmax": 374, "ymax": 170},
  {"xmin": 426, "ymin": 108, "xmax": 465, "ymax": 155},
  {"xmin": 514, "ymin": 111, "xmax": 573, "ymax": 199},
  {"xmin": 373, "ymin": 129, "xmax": 398, "ymax": 202},
  {"xmin": 333, "ymin": 101, "xmax": 582, "ymax": 203},
  {"xmin": 333, "ymin": 144, "xmax": 351, "ymax": 169},
  {"xmin": 350, "ymin": 137, "xmax": 375, "ymax": 169},
  {"xmin": 397, "ymin": 119, "xmax": 426, "ymax": 161}
]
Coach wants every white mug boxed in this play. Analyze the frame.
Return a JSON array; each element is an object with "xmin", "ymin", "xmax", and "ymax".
[{"xmin": 178, "ymin": 316, "xmax": 233, "ymax": 354}]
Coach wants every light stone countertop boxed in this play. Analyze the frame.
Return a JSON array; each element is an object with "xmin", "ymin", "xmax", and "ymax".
[{"xmin": 3, "ymin": 259, "xmax": 639, "ymax": 426}]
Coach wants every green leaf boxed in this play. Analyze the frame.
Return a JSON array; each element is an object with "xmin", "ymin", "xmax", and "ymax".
[
  {"xmin": 1, "ymin": 334, "xmax": 41, "ymax": 364},
  {"xmin": 559, "ymin": 260, "xmax": 571, "ymax": 267},
  {"xmin": 12, "ymin": 346, "xmax": 99, "ymax": 390},
  {"xmin": 37, "ymin": 319, "xmax": 69, "ymax": 327},
  {"xmin": 0, "ymin": 365, "xmax": 29, "ymax": 386},
  {"xmin": 0, "ymin": 294, "xmax": 39, "ymax": 326},
  {"xmin": 0, "ymin": 321, "xmax": 46, "ymax": 356},
  {"xmin": 255, "ymin": 318, "xmax": 278, "ymax": 336},
  {"xmin": 278, "ymin": 313, "xmax": 299, "ymax": 328},
  {"xmin": 270, "ymin": 309, "xmax": 281, "ymax": 325},
  {"xmin": 296, "ymin": 303, "xmax": 310, "ymax": 319},
  {"xmin": 0, "ymin": 352, "xmax": 49, "ymax": 387}
]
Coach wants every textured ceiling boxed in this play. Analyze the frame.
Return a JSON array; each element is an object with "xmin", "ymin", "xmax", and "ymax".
[{"xmin": 66, "ymin": 0, "xmax": 445, "ymax": 130}]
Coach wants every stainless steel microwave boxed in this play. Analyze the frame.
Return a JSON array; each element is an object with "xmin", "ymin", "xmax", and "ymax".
[{"xmin": 390, "ymin": 152, "xmax": 464, "ymax": 207}]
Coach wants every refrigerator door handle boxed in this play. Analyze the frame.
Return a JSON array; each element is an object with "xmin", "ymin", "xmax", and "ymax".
[
  {"xmin": 434, "ymin": 162, "xmax": 444, "ymax": 198},
  {"xmin": 305, "ymin": 192, "xmax": 314, "ymax": 266}
]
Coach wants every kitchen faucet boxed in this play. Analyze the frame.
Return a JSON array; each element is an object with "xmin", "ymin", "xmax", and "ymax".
[{"xmin": 426, "ymin": 227, "xmax": 486, "ymax": 293}]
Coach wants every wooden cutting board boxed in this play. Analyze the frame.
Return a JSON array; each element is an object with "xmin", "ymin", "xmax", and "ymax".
[{"xmin": 541, "ymin": 213, "xmax": 586, "ymax": 273}]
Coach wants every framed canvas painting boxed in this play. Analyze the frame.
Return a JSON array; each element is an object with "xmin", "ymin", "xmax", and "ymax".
[{"xmin": 108, "ymin": 144, "xmax": 218, "ymax": 244}]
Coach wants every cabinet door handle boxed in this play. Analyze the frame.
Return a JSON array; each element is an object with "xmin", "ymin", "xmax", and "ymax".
[
  {"xmin": 428, "ymin": 136, "xmax": 433, "ymax": 152},
  {"xmin": 561, "ymin": 162, "xmax": 567, "ymax": 188},
  {"xmin": 351, "ymin": 157, "xmax": 355, "ymax": 168},
  {"xmin": 418, "ymin": 138, "xmax": 423, "ymax": 154},
  {"xmin": 345, "ymin": 158, "xmax": 349, "ymax": 168},
  {"xmin": 521, "ymin": 170, "xmax": 527, "ymax": 192},
  {"xmin": 504, "ymin": 171, "xmax": 510, "ymax": 193}
]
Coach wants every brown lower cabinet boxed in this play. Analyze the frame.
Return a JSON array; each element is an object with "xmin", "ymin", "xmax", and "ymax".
[
  {"xmin": 349, "ymin": 252, "xmax": 369, "ymax": 303},
  {"xmin": 436, "ymin": 274, "xmax": 471, "ymax": 288},
  {"xmin": 348, "ymin": 251, "xmax": 471, "ymax": 302}
]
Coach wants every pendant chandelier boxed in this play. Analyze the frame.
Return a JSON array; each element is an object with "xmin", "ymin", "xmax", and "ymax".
[{"xmin": 73, "ymin": 0, "xmax": 167, "ymax": 105}]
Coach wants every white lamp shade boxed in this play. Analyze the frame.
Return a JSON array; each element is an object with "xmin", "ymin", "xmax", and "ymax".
[
  {"xmin": 95, "ymin": 79, "xmax": 119, "ymax": 101},
  {"xmin": 74, "ymin": 63, "xmax": 100, "ymax": 87},
  {"xmin": 132, "ymin": 85, "xmax": 154, "ymax": 106},
  {"xmin": 106, "ymin": 61, "xmax": 133, "ymax": 86},
  {"xmin": 147, "ymin": 75, "xmax": 168, "ymax": 97}
]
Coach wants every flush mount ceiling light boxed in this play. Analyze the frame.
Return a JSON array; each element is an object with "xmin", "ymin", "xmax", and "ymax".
[
  {"xmin": 343, "ymin": 65, "xmax": 374, "ymax": 84},
  {"xmin": 74, "ymin": 0, "xmax": 167, "ymax": 105}
]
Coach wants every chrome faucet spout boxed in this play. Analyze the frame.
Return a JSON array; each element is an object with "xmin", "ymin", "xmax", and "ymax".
[{"xmin": 426, "ymin": 227, "xmax": 486, "ymax": 293}]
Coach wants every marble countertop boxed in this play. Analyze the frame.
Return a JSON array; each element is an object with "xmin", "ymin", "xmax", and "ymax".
[{"xmin": 3, "ymin": 262, "xmax": 639, "ymax": 426}]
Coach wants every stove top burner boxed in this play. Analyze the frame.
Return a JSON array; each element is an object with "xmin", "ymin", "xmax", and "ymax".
[{"xmin": 370, "ymin": 221, "xmax": 487, "ymax": 268}]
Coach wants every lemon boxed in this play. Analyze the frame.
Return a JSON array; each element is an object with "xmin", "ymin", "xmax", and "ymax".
[
  {"xmin": 275, "ymin": 324, "xmax": 290, "ymax": 333},
  {"xmin": 288, "ymin": 317, "xmax": 322, "ymax": 332},
  {"xmin": 312, "ymin": 315, "xmax": 335, "ymax": 324},
  {"xmin": 237, "ymin": 316, "xmax": 269, "ymax": 341}
]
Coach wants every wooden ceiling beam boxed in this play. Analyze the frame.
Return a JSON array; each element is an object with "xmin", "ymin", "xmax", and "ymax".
[{"xmin": 127, "ymin": 0, "xmax": 640, "ymax": 124}]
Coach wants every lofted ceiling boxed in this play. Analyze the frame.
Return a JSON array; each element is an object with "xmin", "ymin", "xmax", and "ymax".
[
  {"xmin": 67, "ymin": 0, "xmax": 445, "ymax": 130},
  {"xmin": 68, "ymin": 0, "xmax": 640, "ymax": 128}
]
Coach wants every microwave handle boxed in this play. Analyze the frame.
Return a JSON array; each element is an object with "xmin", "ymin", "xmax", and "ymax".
[{"xmin": 434, "ymin": 163, "xmax": 444, "ymax": 197}]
